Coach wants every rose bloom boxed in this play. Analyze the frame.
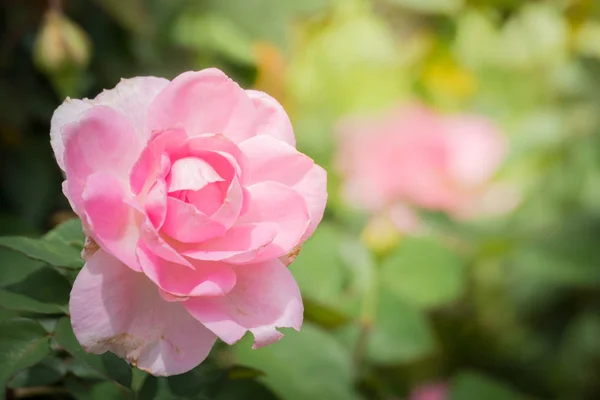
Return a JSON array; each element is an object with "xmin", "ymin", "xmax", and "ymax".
[
  {"xmin": 50, "ymin": 68, "xmax": 327, "ymax": 376},
  {"xmin": 336, "ymin": 105, "xmax": 513, "ymax": 231},
  {"xmin": 409, "ymin": 382, "xmax": 448, "ymax": 400}
]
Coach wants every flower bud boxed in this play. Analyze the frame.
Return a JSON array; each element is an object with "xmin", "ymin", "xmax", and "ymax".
[{"xmin": 34, "ymin": 10, "xmax": 91, "ymax": 73}]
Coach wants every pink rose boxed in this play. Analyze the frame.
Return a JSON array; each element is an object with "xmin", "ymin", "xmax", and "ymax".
[
  {"xmin": 409, "ymin": 382, "xmax": 448, "ymax": 400},
  {"xmin": 50, "ymin": 68, "xmax": 327, "ymax": 376},
  {"xmin": 336, "ymin": 104, "xmax": 508, "ymax": 227}
]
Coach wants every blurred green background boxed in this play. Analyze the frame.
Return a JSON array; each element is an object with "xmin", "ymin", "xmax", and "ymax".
[{"xmin": 3, "ymin": 0, "xmax": 600, "ymax": 399}]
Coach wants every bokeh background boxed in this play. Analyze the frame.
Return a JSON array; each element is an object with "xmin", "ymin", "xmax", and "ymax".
[{"xmin": 3, "ymin": 0, "xmax": 600, "ymax": 399}]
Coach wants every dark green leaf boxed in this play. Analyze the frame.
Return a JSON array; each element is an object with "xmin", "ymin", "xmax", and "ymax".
[
  {"xmin": 0, "ymin": 289, "xmax": 65, "ymax": 315},
  {"xmin": 0, "ymin": 248, "xmax": 45, "ymax": 288},
  {"xmin": 5, "ymin": 267, "xmax": 71, "ymax": 306},
  {"xmin": 167, "ymin": 362, "xmax": 226, "ymax": 398},
  {"xmin": 233, "ymin": 323, "xmax": 361, "ymax": 400},
  {"xmin": 0, "ymin": 318, "xmax": 51, "ymax": 391},
  {"xmin": 215, "ymin": 379, "xmax": 280, "ymax": 400},
  {"xmin": 0, "ymin": 236, "xmax": 83, "ymax": 269},
  {"xmin": 449, "ymin": 371, "xmax": 522, "ymax": 400},
  {"xmin": 137, "ymin": 375, "xmax": 173, "ymax": 400},
  {"xmin": 54, "ymin": 317, "xmax": 132, "ymax": 388},
  {"xmin": 8, "ymin": 356, "xmax": 65, "ymax": 388}
]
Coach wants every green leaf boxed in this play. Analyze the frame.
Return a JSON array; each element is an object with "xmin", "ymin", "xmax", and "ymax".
[
  {"xmin": 381, "ymin": 237, "xmax": 466, "ymax": 309},
  {"xmin": 367, "ymin": 289, "xmax": 436, "ymax": 364},
  {"xmin": 54, "ymin": 317, "xmax": 132, "ymax": 388},
  {"xmin": 5, "ymin": 267, "xmax": 71, "ymax": 306},
  {"xmin": 137, "ymin": 375, "xmax": 172, "ymax": 400},
  {"xmin": 43, "ymin": 218, "xmax": 85, "ymax": 248},
  {"xmin": 449, "ymin": 371, "xmax": 521, "ymax": 400},
  {"xmin": 303, "ymin": 297, "xmax": 352, "ymax": 329},
  {"xmin": 65, "ymin": 378, "xmax": 133, "ymax": 400},
  {"xmin": 8, "ymin": 356, "xmax": 65, "ymax": 388},
  {"xmin": 0, "ymin": 308, "xmax": 19, "ymax": 322},
  {"xmin": 0, "ymin": 236, "xmax": 83, "ymax": 269},
  {"xmin": 290, "ymin": 223, "xmax": 375, "ymax": 322},
  {"xmin": 216, "ymin": 379, "xmax": 280, "ymax": 400},
  {"xmin": 0, "ymin": 318, "xmax": 51, "ymax": 392},
  {"xmin": 91, "ymin": 381, "xmax": 132, "ymax": 400},
  {"xmin": 233, "ymin": 323, "xmax": 361, "ymax": 400},
  {"xmin": 0, "ymin": 289, "xmax": 65, "ymax": 315},
  {"xmin": 166, "ymin": 362, "xmax": 226, "ymax": 398},
  {"xmin": 0, "ymin": 248, "xmax": 45, "ymax": 287}
]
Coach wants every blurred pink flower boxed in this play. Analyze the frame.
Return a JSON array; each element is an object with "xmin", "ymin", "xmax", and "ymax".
[
  {"xmin": 336, "ymin": 104, "xmax": 510, "ymax": 230},
  {"xmin": 50, "ymin": 68, "xmax": 327, "ymax": 376},
  {"xmin": 409, "ymin": 382, "xmax": 448, "ymax": 400}
]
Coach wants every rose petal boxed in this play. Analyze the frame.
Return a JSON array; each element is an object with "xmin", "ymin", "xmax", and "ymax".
[
  {"xmin": 145, "ymin": 179, "xmax": 168, "ymax": 229},
  {"xmin": 239, "ymin": 135, "xmax": 327, "ymax": 238},
  {"xmin": 167, "ymin": 157, "xmax": 224, "ymax": 193},
  {"xmin": 184, "ymin": 134, "xmax": 247, "ymax": 182},
  {"xmin": 236, "ymin": 182, "xmax": 310, "ymax": 262},
  {"xmin": 52, "ymin": 77, "xmax": 169, "ymax": 171},
  {"xmin": 63, "ymin": 106, "xmax": 143, "ymax": 213},
  {"xmin": 246, "ymin": 89, "xmax": 295, "ymax": 146},
  {"xmin": 184, "ymin": 259, "xmax": 303, "ymax": 348},
  {"xmin": 96, "ymin": 76, "xmax": 170, "ymax": 140},
  {"xmin": 81, "ymin": 172, "xmax": 142, "ymax": 271},
  {"xmin": 161, "ymin": 197, "xmax": 226, "ymax": 243},
  {"xmin": 137, "ymin": 243, "xmax": 236, "ymax": 297},
  {"xmin": 293, "ymin": 165, "xmax": 327, "ymax": 239},
  {"xmin": 70, "ymin": 250, "xmax": 216, "ymax": 376},
  {"xmin": 130, "ymin": 129, "xmax": 186, "ymax": 196},
  {"xmin": 139, "ymin": 220, "xmax": 194, "ymax": 268},
  {"xmin": 50, "ymin": 99, "xmax": 93, "ymax": 171},
  {"xmin": 181, "ymin": 222, "xmax": 278, "ymax": 262},
  {"xmin": 146, "ymin": 69, "xmax": 255, "ymax": 142}
]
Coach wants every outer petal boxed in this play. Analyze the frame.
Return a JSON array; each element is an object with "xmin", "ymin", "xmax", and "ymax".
[
  {"xmin": 137, "ymin": 243, "xmax": 236, "ymax": 297},
  {"xmin": 235, "ymin": 182, "xmax": 310, "ymax": 262},
  {"xmin": 95, "ymin": 76, "xmax": 170, "ymax": 141},
  {"xmin": 51, "ymin": 77, "xmax": 169, "ymax": 171},
  {"xmin": 246, "ymin": 90, "xmax": 295, "ymax": 146},
  {"xmin": 293, "ymin": 165, "xmax": 327, "ymax": 239},
  {"xmin": 70, "ymin": 250, "xmax": 216, "ymax": 376},
  {"xmin": 81, "ymin": 172, "xmax": 142, "ymax": 271},
  {"xmin": 63, "ymin": 106, "xmax": 142, "ymax": 213},
  {"xmin": 146, "ymin": 69, "xmax": 255, "ymax": 142},
  {"xmin": 239, "ymin": 135, "xmax": 327, "ymax": 238},
  {"xmin": 50, "ymin": 99, "xmax": 93, "ymax": 171},
  {"xmin": 184, "ymin": 259, "xmax": 303, "ymax": 348}
]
